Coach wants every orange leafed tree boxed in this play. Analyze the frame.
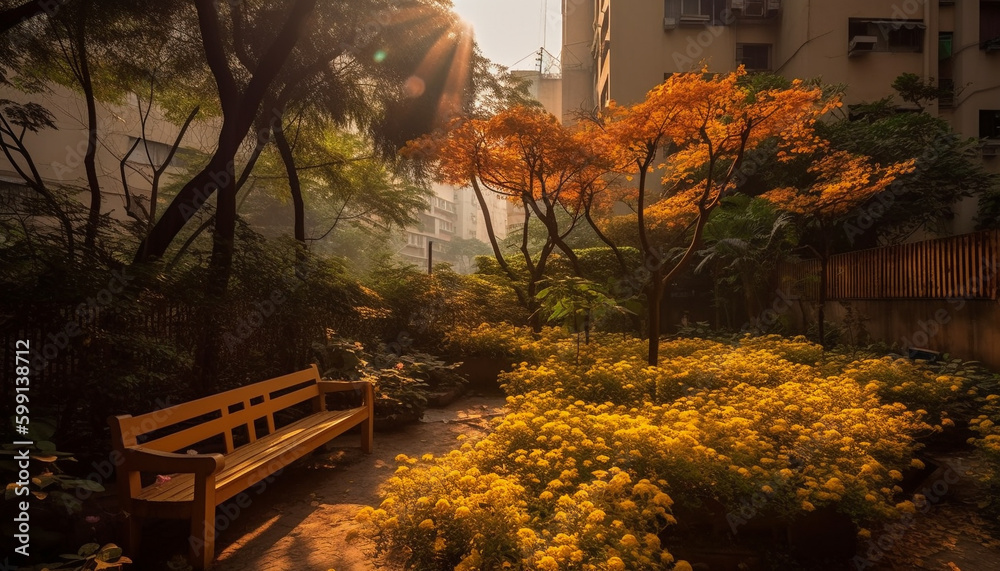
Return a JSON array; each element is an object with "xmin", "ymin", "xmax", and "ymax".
[
  {"xmin": 591, "ymin": 69, "xmax": 836, "ymax": 365},
  {"xmin": 405, "ymin": 106, "xmax": 612, "ymax": 329},
  {"xmin": 761, "ymin": 150, "xmax": 916, "ymax": 344}
]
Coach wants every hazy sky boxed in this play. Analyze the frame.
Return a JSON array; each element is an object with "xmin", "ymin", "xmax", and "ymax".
[{"xmin": 451, "ymin": 0, "xmax": 562, "ymax": 70}]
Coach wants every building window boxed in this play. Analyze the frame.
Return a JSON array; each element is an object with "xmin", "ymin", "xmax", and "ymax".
[
  {"xmin": 983, "ymin": 0, "xmax": 1000, "ymax": 50},
  {"xmin": 736, "ymin": 43, "xmax": 771, "ymax": 71},
  {"xmin": 407, "ymin": 233, "xmax": 426, "ymax": 247},
  {"xmin": 939, "ymin": 32, "xmax": 955, "ymax": 107},
  {"xmin": 848, "ymin": 18, "xmax": 925, "ymax": 54},
  {"xmin": 439, "ymin": 220, "xmax": 454, "ymax": 233},
  {"xmin": 981, "ymin": 110, "xmax": 1000, "ymax": 140},
  {"xmin": 432, "ymin": 197, "xmax": 455, "ymax": 212},
  {"xmin": 125, "ymin": 137, "xmax": 191, "ymax": 168},
  {"xmin": 665, "ymin": 0, "xmax": 729, "ymax": 25}
]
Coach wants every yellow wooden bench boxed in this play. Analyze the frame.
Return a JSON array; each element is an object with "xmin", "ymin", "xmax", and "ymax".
[{"xmin": 107, "ymin": 365, "xmax": 373, "ymax": 569}]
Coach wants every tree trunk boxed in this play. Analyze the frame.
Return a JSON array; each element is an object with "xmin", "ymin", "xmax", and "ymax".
[
  {"xmin": 646, "ymin": 271, "xmax": 663, "ymax": 366},
  {"xmin": 74, "ymin": 3, "xmax": 102, "ymax": 255},
  {"xmin": 470, "ymin": 178, "xmax": 527, "ymax": 307},
  {"xmin": 818, "ymin": 253, "xmax": 828, "ymax": 348},
  {"xmin": 272, "ymin": 117, "xmax": 306, "ymax": 258}
]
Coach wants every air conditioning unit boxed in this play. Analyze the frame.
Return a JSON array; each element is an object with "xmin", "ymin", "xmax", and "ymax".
[
  {"xmin": 663, "ymin": 17, "xmax": 677, "ymax": 30},
  {"xmin": 849, "ymin": 35, "xmax": 878, "ymax": 55},
  {"xmin": 982, "ymin": 141, "xmax": 1000, "ymax": 157},
  {"xmin": 767, "ymin": 0, "xmax": 781, "ymax": 11}
]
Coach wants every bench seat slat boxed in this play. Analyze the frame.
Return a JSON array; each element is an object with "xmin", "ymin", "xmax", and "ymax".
[{"xmin": 134, "ymin": 407, "xmax": 363, "ymax": 505}]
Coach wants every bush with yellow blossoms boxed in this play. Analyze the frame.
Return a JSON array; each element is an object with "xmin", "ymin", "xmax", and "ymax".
[
  {"xmin": 359, "ymin": 328, "xmax": 992, "ymax": 568},
  {"xmin": 969, "ymin": 386, "xmax": 1000, "ymax": 521}
]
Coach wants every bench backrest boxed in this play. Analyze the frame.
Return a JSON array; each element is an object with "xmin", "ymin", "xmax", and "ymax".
[{"xmin": 113, "ymin": 365, "xmax": 325, "ymax": 454}]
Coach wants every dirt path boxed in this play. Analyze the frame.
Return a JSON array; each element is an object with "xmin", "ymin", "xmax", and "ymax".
[{"xmin": 204, "ymin": 395, "xmax": 507, "ymax": 571}]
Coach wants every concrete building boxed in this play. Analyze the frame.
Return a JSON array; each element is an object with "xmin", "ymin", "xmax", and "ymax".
[
  {"xmin": 398, "ymin": 182, "xmax": 510, "ymax": 271},
  {"xmin": 398, "ymin": 183, "xmax": 459, "ymax": 267},
  {"xmin": 561, "ymin": 0, "xmax": 1000, "ymax": 232},
  {"xmin": 453, "ymin": 183, "xmax": 510, "ymax": 242},
  {"xmin": 566, "ymin": 1, "xmax": 1000, "ymax": 112}
]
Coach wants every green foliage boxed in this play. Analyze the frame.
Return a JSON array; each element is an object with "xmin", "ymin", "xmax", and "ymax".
[
  {"xmin": 821, "ymin": 98, "xmax": 996, "ymax": 246},
  {"xmin": 697, "ymin": 196, "xmax": 797, "ymax": 325},
  {"xmin": 576, "ymin": 246, "xmax": 642, "ymax": 284},
  {"xmin": 0, "ymin": 429, "xmax": 129, "ymax": 568},
  {"xmin": 246, "ymin": 128, "xmax": 430, "ymax": 243},
  {"xmin": 891, "ymin": 72, "xmax": 954, "ymax": 110},
  {"xmin": 536, "ymin": 277, "xmax": 631, "ymax": 334},
  {"xmin": 313, "ymin": 334, "xmax": 465, "ymax": 425},
  {"xmin": 367, "ymin": 263, "xmax": 526, "ymax": 349},
  {"xmin": 52, "ymin": 543, "xmax": 131, "ymax": 570}
]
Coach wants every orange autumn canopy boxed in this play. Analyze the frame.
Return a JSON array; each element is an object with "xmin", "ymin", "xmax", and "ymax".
[
  {"xmin": 404, "ymin": 106, "xmax": 611, "ymax": 209},
  {"xmin": 762, "ymin": 150, "xmax": 917, "ymax": 221}
]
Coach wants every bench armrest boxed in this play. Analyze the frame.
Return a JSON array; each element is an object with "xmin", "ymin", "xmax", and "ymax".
[
  {"xmin": 317, "ymin": 380, "xmax": 372, "ymax": 394},
  {"xmin": 121, "ymin": 446, "xmax": 225, "ymax": 476}
]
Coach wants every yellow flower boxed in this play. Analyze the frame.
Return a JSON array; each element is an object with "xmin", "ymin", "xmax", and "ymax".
[
  {"xmin": 537, "ymin": 556, "xmax": 558, "ymax": 571},
  {"xmin": 418, "ymin": 518, "xmax": 435, "ymax": 530},
  {"xmin": 606, "ymin": 556, "xmax": 626, "ymax": 571}
]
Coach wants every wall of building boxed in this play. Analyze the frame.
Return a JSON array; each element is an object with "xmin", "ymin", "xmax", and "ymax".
[
  {"xmin": 0, "ymin": 82, "xmax": 218, "ymax": 222},
  {"xmin": 561, "ymin": 0, "xmax": 597, "ymax": 123},
  {"xmin": 513, "ymin": 69, "xmax": 564, "ymax": 119}
]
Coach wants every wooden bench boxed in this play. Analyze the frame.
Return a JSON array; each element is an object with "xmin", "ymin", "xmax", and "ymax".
[{"xmin": 107, "ymin": 365, "xmax": 373, "ymax": 569}]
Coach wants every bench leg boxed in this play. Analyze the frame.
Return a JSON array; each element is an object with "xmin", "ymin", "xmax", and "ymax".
[
  {"xmin": 361, "ymin": 414, "xmax": 374, "ymax": 454},
  {"xmin": 362, "ymin": 383, "xmax": 374, "ymax": 454},
  {"xmin": 188, "ymin": 480, "xmax": 217, "ymax": 570},
  {"xmin": 123, "ymin": 512, "xmax": 142, "ymax": 556}
]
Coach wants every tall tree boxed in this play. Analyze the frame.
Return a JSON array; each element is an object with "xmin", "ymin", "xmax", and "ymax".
[
  {"xmin": 595, "ymin": 69, "xmax": 833, "ymax": 365},
  {"xmin": 133, "ymin": 0, "xmax": 317, "ymax": 292},
  {"xmin": 407, "ymin": 107, "xmax": 609, "ymax": 329}
]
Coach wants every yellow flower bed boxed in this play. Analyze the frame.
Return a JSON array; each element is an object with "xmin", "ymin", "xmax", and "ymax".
[
  {"xmin": 360, "ymin": 331, "xmax": 957, "ymax": 569},
  {"xmin": 970, "ymin": 394, "xmax": 1000, "ymax": 520}
]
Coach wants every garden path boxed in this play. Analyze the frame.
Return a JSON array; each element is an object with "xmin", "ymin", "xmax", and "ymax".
[{"xmin": 206, "ymin": 394, "xmax": 507, "ymax": 571}]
